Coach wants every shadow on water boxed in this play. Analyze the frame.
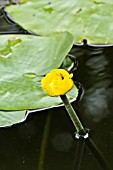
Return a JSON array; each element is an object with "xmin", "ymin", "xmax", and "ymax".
[{"xmin": 0, "ymin": 44, "xmax": 113, "ymax": 170}]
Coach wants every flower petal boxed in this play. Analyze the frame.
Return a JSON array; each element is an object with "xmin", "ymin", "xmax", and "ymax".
[{"xmin": 41, "ymin": 69, "xmax": 74, "ymax": 96}]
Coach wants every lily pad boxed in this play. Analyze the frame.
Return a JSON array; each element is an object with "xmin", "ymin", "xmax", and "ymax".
[
  {"xmin": 6, "ymin": 0, "xmax": 113, "ymax": 44},
  {"xmin": 0, "ymin": 110, "xmax": 26, "ymax": 127},
  {"xmin": 0, "ymin": 32, "xmax": 76, "ymax": 111},
  {"xmin": 0, "ymin": 8, "xmax": 34, "ymax": 35}
]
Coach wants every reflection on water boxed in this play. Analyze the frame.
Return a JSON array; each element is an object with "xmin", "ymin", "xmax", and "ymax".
[
  {"xmin": 71, "ymin": 46, "xmax": 113, "ymax": 122},
  {"xmin": 51, "ymin": 132, "xmax": 73, "ymax": 152}
]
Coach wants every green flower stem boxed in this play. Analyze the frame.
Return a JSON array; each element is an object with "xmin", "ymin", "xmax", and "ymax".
[
  {"xmin": 60, "ymin": 94, "xmax": 86, "ymax": 136},
  {"xmin": 60, "ymin": 94, "xmax": 112, "ymax": 170},
  {"xmin": 38, "ymin": 110, "xmax": 52, "ymax": 170}
]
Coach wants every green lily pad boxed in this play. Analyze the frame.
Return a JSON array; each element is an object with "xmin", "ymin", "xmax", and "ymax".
[
  {"xmin": 6, "ymin": 0, "xmax": 113, "ymax": 44},
  {"xmin": 0, "ymin": 32, "xmax": 76, "ymax": 111},
  {"xmin": 0, "ymin": 80, "xmax": 79, "ymax": 127},
  {"xmin": 0, "ymin": 110, "xmax": 26, "ymax": 127}
]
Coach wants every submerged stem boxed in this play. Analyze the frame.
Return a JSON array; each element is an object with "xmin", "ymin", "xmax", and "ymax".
[
  {"xmin": 86, "ymin": 137, "xmax": 112, "ymax": 170},
  {"xmin": 38, "ymin": 110, "xmax": 52, "ymax": 170}
]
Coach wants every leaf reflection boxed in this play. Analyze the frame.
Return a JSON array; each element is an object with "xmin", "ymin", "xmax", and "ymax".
[{"xmin": 71, "ymin": 46, "xmax": 113, "ymax": 122}]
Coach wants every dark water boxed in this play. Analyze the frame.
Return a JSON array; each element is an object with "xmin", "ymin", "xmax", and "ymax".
[{"xmin": 0, "ymin": 45, "xmax": 113, "ymax": 170}]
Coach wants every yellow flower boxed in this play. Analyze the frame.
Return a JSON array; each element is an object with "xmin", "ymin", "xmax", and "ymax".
[{"xmin": 41, "ymin": 69, "xmax": 74, "ymax": 96}]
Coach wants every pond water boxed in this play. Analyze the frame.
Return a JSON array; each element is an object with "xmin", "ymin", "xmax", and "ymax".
[{"xmin": 0, "ymin": 44, "xmax": 113, "ymax": 170}]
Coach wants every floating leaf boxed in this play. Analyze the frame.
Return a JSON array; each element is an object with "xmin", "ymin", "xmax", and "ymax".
[
  {"xmin": 0, "ymin": 110, "xmax": 26, "ymax": 127},
  {"xmin": 0, "ymin": 8, "xmax": 32, "ymax": 35},
  {"xmin": 6, "ymin": 0, "xmax": 113, "ymax": 44},
  {"xmin": 0, "ymin": 32, "xmax": 76, "ymax": 111}
]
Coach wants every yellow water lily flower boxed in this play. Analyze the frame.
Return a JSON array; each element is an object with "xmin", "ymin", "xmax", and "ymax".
[{"xmin": 41, "ymin": 69, "xmax": 74, "ymax": 96}]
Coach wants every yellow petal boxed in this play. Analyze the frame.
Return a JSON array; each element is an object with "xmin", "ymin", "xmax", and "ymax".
[{"xmin": 41, "ymin": 69, "xmax": 74, "ymax": 96}]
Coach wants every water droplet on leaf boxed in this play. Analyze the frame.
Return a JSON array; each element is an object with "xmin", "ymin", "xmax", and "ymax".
[{"xmin": 24, "ymin": 72, "xmax": 37, "ymax": 78}]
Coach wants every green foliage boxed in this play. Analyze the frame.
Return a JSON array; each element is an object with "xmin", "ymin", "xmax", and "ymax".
[
  {"xmin": 3, "ymin": 0, "xmax": 112, "ymax": 126},
  {"xmin": 0, "ymin": 32, "xmax": 76, "ymax": 111},
  {"xmin": 0, "ymin": 110, "xmax": 26, "ymax": 127},
  {"xmin": 7, "ymin": 0, "xmax": 113, "ymax": 44}
]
